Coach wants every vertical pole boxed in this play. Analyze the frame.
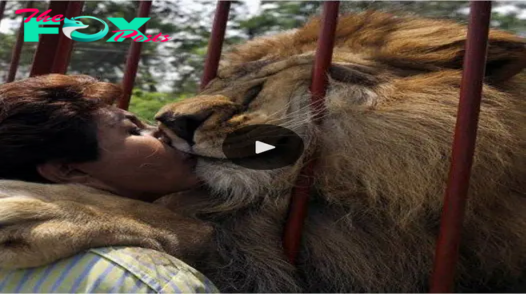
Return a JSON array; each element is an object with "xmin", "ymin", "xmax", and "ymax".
[
  {"xmin": 0, "ymin": 1, "xmax": 7, "ymax": 24},
  {"xmin": 283, "ymin": 1, "xmax": 340, "ymax": 264},
  {"xmin": 6, "ymin": 1, "xmax": 34, "ymax": 82},
  {"xmin": 118, "ymin": 0, "xmax": 153, "ymax": 110},
  {"xmin": 200, "ymin": 0, "xmax": 230, "ymax": 90},
  {"xmin": 50, "ymin": 1, "xmax": 84, "ymax": 74},
  {"xmin": 429, "ymin": 1, "xmax": 492, "ymax": 292},
  {"xmin": 30, "ymin": 1, "xmax": 70, "ymax": 77}
]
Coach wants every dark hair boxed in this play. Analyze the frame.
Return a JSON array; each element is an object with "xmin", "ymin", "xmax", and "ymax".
[{"xmin": 0, "ymin": 74, "xmax": 122, "ymax": 182}]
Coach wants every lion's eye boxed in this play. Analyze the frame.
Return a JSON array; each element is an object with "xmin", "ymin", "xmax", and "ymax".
[
  {"xmin": 329, "ymin": 64, "xmax": 380, "ymax": 86},
  {"xmin": 242, "ymin": 84, "xmax": 263, "ymax": 107}
]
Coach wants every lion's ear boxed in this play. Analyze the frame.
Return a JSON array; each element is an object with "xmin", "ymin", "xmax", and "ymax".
[{"xmin": 378, "ymin": 25, "xmax": 526, "ymax": 83}]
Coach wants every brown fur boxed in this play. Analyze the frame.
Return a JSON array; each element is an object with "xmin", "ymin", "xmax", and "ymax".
[
  {"xmin": 1, "ymin": 12, "xmax": 525, "ymax": 292},
  {"xmin": 0, "ymin": 180, "xmax": 213, "ymax": 269}
]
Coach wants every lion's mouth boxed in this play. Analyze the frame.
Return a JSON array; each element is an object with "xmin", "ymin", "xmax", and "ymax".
[
  {"xmin": 167, "ymin": 127, "xmax": 305, "ymax": 171},
  {"xmin": 187, "ymin": 141, "xmax": 303, "ymax": 171},
  {"xmin": 174, "ymin": 146, "xmax": 276, "ymax": 168},
  {"xmin": 154, "ymin": 129, "xmax": 173, "ymax": 145},
  {"xmin": 159, "ymin": 124, "xmax": 304, "ymax": 171}
]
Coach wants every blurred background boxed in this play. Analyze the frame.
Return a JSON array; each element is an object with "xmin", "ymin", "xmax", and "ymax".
[{"xmin": 0, "ymin": 0, "xmax": 525, "ymax": 121}]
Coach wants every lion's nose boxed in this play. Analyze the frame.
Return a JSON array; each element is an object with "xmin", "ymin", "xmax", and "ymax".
[{"xmin": 156, "ymin": 112, "xmax": 210, "ymax": 146}]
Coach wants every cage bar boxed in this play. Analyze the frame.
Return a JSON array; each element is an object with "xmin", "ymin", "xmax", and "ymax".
[
  {"xmin": 50, "ymin": 1, "xmax": 84, "ymax": 74},
  {"xmin": 0, "ymin": 1, "xmax": 7, "ymax": 24},
  {"xmin": 200, "ymin": 0, "xmax": 230, "ymax": 90},
  {"xmin": 30, "ymin": 1, "xmax": 71, "ymax": 77},
  {"xmin": 6, "ymin": 1, "xmax": 33, "ymax": 82},
  {"xmin": 429, "ymin": 1, "xmax": 493, "ymax": 292},
  {"xmin": 283, "ymin": 1, "xmax": 340, "ymax": 264},
  {"xmin": 118, "ymin": 0, "xmax": 153, "ymax": 110}
]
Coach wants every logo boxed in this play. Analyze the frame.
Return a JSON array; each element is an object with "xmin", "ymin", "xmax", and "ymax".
[
  {"xmin": 16, "ymin": 8, "xmax": 172, "ymax": 43},
  {"xmin": 63, "ymin": 17, "xmax": 108, "ymax": 42}
]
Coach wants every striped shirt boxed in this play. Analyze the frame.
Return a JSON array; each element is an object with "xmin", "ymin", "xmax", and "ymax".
[{"xmin": 0, "ymin": 246, "xmax": 219, "ymax": 293}]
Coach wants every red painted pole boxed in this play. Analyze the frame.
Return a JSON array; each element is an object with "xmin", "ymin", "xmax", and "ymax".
[
  {"xmin": 50, "ymin": 1, "xmax": 85, "ymax": 74},
  {"xmin": 429, "ymin": 1, "xmax": 492, "ymax": 292},
  {"xmin": 30, "ymin": 1, "xmax": 70, "ymax": 77},
  {"xmin": 283, "ymin": 1, "xmax": 340, "ymax": 264},
  {"xmin": 200, "ymin": 0, "xmax": 230, "ymax": 90},
  {"xmin": 6, "ymin": 1, "xmax": 33, "ymax": 82},
  {"xmin": 118, "ymin": 0, "xmax": 153, "ymax": 110}
]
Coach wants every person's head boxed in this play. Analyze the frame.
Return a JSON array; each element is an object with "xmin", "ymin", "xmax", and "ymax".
[{"xmin": 0, "ymin": 74, "xmax": 199, "ymax": 201}]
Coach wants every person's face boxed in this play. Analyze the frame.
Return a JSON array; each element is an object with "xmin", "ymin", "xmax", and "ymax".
[{"xmin": 73, "ymin": 107, "xmax": 200, "ymax": 201}]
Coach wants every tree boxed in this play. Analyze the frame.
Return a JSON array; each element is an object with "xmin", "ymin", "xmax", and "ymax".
[{"xmin": 234, "ymin": 2, "xmax": 320, "ymax": 39}]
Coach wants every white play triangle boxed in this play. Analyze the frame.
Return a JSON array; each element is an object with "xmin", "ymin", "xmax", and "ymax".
[{"xmin": 255, "ymin": 140, "xmax": 275, "ymax": 154}]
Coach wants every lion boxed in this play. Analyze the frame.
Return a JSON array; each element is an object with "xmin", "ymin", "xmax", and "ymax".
[{"xmin": 1, "ymin": 11, "xmax": 526, "ymax": 292}]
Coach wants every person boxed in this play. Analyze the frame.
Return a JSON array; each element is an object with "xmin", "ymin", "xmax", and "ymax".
[{"xmin": 0, "ymin": 74, "xmax": 218, "ymax": 293}]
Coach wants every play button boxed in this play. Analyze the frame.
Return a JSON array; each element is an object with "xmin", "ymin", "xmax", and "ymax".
[
  {"xmin": 255, "ymin": 141, "xmax": 275, "ymax": 154},
  {"xmin": 222, "ymin": 124, "xmax": 304, "ymax": 170}
]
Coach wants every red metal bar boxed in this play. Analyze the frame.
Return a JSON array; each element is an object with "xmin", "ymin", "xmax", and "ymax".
[
  {"xmin": 6, "ymin": 1, "xmax": 34, "ymax": 82},
  {"xmin": 51, "ymin": 1, "xmax": 85, "ymax": 74},
  {"xmin": 0, "ymin": 1, "xmax": 7, "ymax": 24},
  {"xmin": 199, "ymin": 0, "xmax": 230, "ymax": 90},
  {"xmin": 118, "ymin": 0, "xmax": 153, "ymax": 110},
  {"xmin": 283, "ymin": 1, "xmax": 340, "ymax": 264},
  {"xmin": 429, "ymin": 1, "xmax": 492, "ymax": 292},
  {"xmin": 30, "ymin": 1, "xmax": 70, "ymax": 77}
]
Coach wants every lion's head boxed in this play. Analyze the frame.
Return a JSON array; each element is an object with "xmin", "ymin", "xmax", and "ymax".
[{"xmin": 157, "ymin": 12, "xmax": 526, "ymax": 291}]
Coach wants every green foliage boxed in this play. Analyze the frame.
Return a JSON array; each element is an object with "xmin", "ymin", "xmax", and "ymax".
[
  {"xmin": 234, "ymin": 2, "xmax": 320, "ymax": 39},
  {"xmin": 129, "ymin": 89, "xmax": 191, "ymax": 123},
  {"xmin": 492, "ymin": 13, "xmax": 526, "ymax": 35},
  {"xmin": 341, "ymin": 1, "xmax": 470, "ymax": 20},
  {"xmin": 128, "ymin": 89, "xmax": 187, "ymax": 123}
]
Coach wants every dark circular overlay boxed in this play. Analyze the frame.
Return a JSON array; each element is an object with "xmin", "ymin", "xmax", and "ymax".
[{"xmin": 222, "ymin": 124, "xmax": 304, "ymax": 170}]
